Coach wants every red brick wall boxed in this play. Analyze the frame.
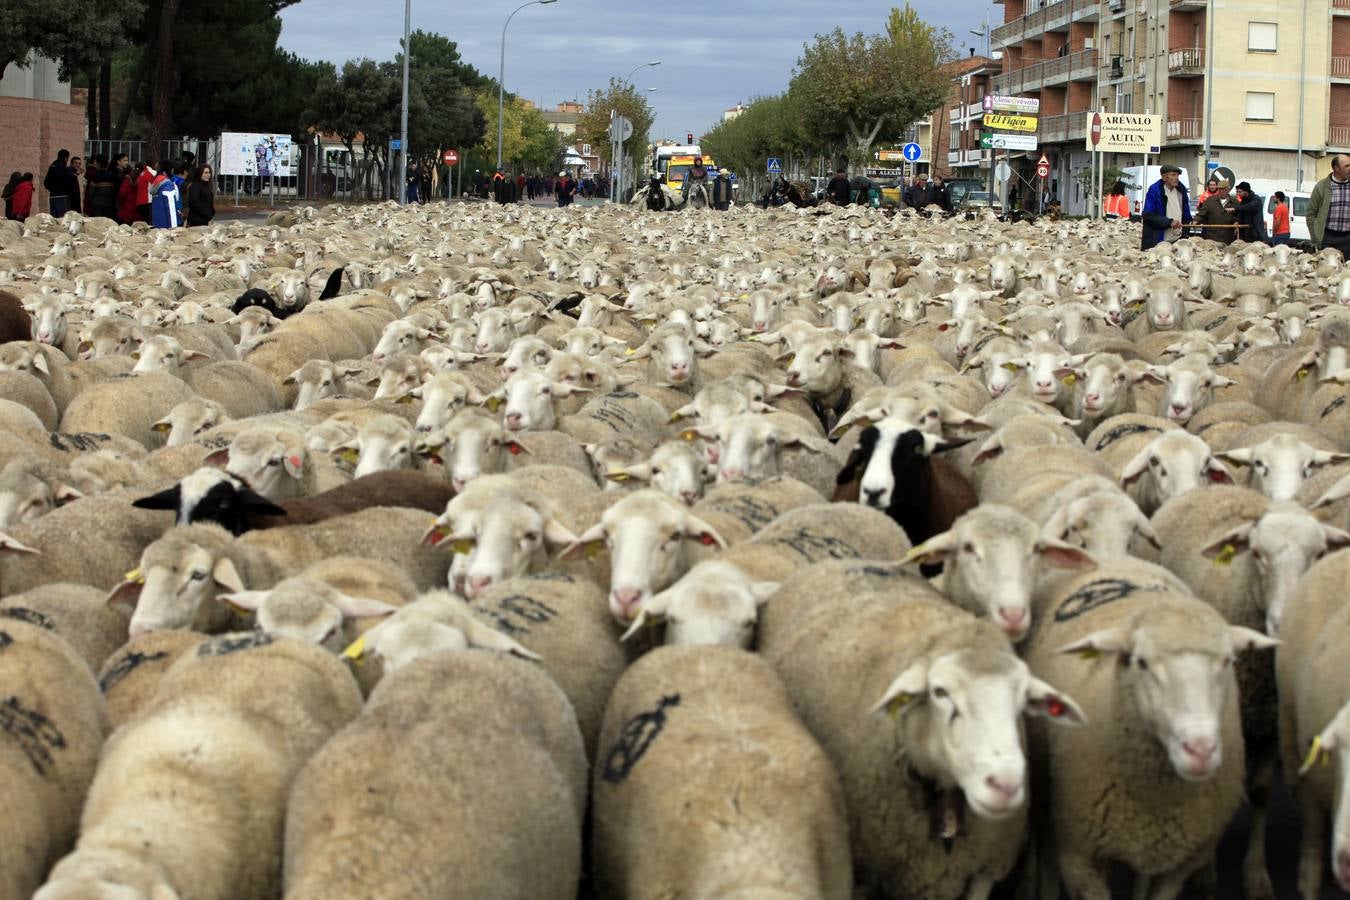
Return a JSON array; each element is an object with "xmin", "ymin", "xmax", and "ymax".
[
  {"xmin": 1332, "ymin": 84, "xmax": 1350, "ymax": 128},
  {"xmin": 1067, "ymin": 81, "xmax": 1093, "ymax": 113},
  {"xmin": 1169, "ymin": 11, "xmax": 1204, "ymax": 51},
  {"xmin": 1333, "ymin": 18, "xmax": 1350, "ymax": 58},
  {"xmin": 1003, "ymin": 0, "xmax": 1025, "ymax": 23},
  {"xmin": 1042, "ymin": 86, "xmax": 1067, "ymax": 116},
  {"xmin": 0, "ymin": 97, "xmax": 87, "ymax": 213}
]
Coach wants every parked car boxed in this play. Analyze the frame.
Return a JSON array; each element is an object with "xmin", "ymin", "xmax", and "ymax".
[{"xmin": 961, "ymin": 190, "xmax": 1003, "ymax": 211}]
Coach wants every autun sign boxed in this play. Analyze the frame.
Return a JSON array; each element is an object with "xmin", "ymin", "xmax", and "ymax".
[{"xmin": 1083, "ymin": 113, "xmax": 1163, "ymax": 153}]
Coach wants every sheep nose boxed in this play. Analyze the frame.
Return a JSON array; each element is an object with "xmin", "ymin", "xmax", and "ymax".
[
  {"xmin": 476, "ymin": 343, "xmax": 490, "ymax": 353},
  {"xmin": 372, "ymin": 354, "xmax": 385, "ymax": 365},
  {"xmin": 720, "ymin": 467, "xmax": 745, "ymax": 482},
  {"xmin": 1084, "ymin": 393, "xmax": 1101, "ymax": 404},
  {"xmin": 611, "ymin": 588, "xmax": 643, "ymax": 620},
  {"xmin": 1170, "ymin": 403, "xmax": 1188, "ymax": 417},
  {"xmin": 785, "ymin": 372, "xmax": 801, "ymax": 387},
  {"xmin": 1035, "ymin": 380, "xmax": 1053, "ymax": 391},
  {"xmin": 451, "ymin": 476, "xmax": 471, "ymax": 492},
  {"xmin": 984, "ymin": 774, "xmax": 1022, "ymax": 801},
  {"xmin": 997, "ymin": 607, "xmax": 1028, "ymax": 635},
  {"xmin": 753, "ymin": 321, "xmax": 766, "ymax": 330},
  {"xmin": 467, "ymin": 575, "xmax": 493, "ymax": 596},
  {"xmin": 863, "ymin": 488, "xmax": 884, "ymax": 507},
  {"xmin": 1182, "ymin": 738, "xmax": 1217, "ymax": 769},
  {"xmin": 679, "ymin": 491, "xmax": 699, "ymax": 506}
]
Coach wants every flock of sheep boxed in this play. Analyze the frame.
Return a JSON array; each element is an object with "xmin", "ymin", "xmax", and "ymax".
[{"xmin": 1, "ymin": 197, "xmax": 1349, "ymax": 900}]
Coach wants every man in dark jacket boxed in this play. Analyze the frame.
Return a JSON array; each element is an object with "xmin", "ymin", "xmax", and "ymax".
[
  {"xmin": 904, "ymin": 173, "xmax": 939, "ymax": 209},
  {"xmin": 88, "ymin": 156, "xmax": 120, "ymax": 219},
  {"xmin": 44, "ymin": 149, "xmax": 72, "ymax": 216},
  {"xmin": 826, "ymin": 168, "xmax": 851, "ymax": 205},
  {"xmin": 1232, "ymin": 181, "xmax": 1268, "ymax": 244},
  {"xmin": 1195, "ymin": 179, "xmax": 1238, "ymax": 244},
  {"xmin": 711, "ymin": 168, "xmax": 733, "ymax": 211},
  {"xmin": 1140, "ymin": 164, "xmax": 1192, "ymax": 250}
]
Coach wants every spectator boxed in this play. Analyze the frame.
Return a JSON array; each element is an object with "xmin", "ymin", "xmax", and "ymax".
[
  {"xmin": 826, "ymin": 167, "xmax": 850, "ymax": 205},
  {"xmin": 186, "ymin": 164, "xmax": 216, "ymax": 227},
  {"xmin": 170, "ymin": 162, "xmax": 188, "ymax": 216},
  {"xmin": 82, "ymin": 156, "xmax": 100, "ymax": 215},
  {"xmin": 931, "ymin": 173, "xmax": 951, "ymax": 213},
  {"xmin": 491, "ymin": 170, "xmax": 506, "ymax": 204},
  {"xmin": 135, "ymin": 157, "xmax": 165, "ymax": 223},
  {"xmin": 1196, "ymin": 175, "xmax": 1220, "ymax": 207},
  {"xmin": 1140, "ymin": 164, "xmax": 1192, "ymax": 250},
  {"xmin": 9, "ymin": 172, "xmax": 34, "ymax": 221},
  {"xmin": 556, "ymin": 170, "xmax": 576, "ymax": 207},
  {"xmin": 89, "ymin": 156, "xmax": 120, "ymax": 219},
  {"xmin": 1103, "ymin": 180, "xmax": 1130, "ymax": 219},
  {"xmin": 1195, "ymin": 179, "xmax": 1238, "ymax": 244},
  {"xmin": 1307, "ymin": 153, "xmax": 1350, "ymax": 255},
  {"xmin": 117, "ymin": 160, "xmax": 140, "ymax": 224},
  {"xmin": 2, "ymin": 172, "xmax": 20, "ymax": 220},
  {"xmin": 150, "ymin": 172, "xmax": 182, "ymax": 228},
  {"xmin": 1232, "ymin": 181, "xmax": 1268, "ymax": 244},
  {"xmin": 516, "ymin": 172, "xmax": 527, "ymax": 203},
  {"xmin": 1270, "ymin": 191, "xmax": 1291, "ymax": 245},
  {"xmin": 44, "ymin": 149, "xmax": 73, "ymax": 217},
  {"xmin": 67, "ymin": 157, "xmax": 84, "ymax": 212},
  {"xmin": 406, "ymin": 172, "xmax": 420, "ymax": 204},
  {"xmin": 712, "ymin": 168, "xmax": 733, "ymax": 211},
  {"xmin": 905, "ymin": 172, "xmax": 939, "ymax": 209}
]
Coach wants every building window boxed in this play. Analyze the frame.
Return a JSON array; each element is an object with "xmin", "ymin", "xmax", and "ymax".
[
  {"xmin": 1245, "ymin": 91, "xmax": 1275, "ymax": 122},
  {"xmin": 1248, "ymin": 22, "xmax": 1277, "ymax": 53}
]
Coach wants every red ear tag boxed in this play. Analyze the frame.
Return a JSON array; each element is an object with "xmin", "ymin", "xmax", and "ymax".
[
  {"xmin": 1047, "ymin": 700, "xmax": 1066, "ymax": 718},
  {"xmin": 699, "ymin": 533, "xmax": 717, "ymax": 546},
  {"xmin": 1207, "ymin": 469, "xmax": 1228, "ymax": 484},
  {"xmin": 508, "ymin": 442, "xmax": 523, "ymax": 455},
  {"xmin": 288, "ymin": 455, "xmax": 303, "ymax": 468}
]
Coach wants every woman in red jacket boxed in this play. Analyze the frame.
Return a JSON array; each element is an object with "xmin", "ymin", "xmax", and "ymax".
[
  {"xmin": 10, "ymin": 173, "xmax": 34, "ymax": 220},
  {"xmin": 117, "ymin": 163, "xmax": 141, "ymax": 224}
]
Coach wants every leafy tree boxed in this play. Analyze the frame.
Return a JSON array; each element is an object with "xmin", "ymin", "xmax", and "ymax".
[
  {"xmin": 0, "ymin": 0, "xmax": 144, "ymax": 80},
  {"xmin": 474, "ymin": 91, "xmax": 557, "ymax": 172},
  {"xmin": 306, "ymin": 58, "xmax": 405, "ymax": 195},
  {"xmin": 575, "ymin": 79, "xmax": 655, "ymax": 166},
  {"xmin": 389, "ymin": 31, "xmax": 487, "ymax": 170},
  {"xmin": 789, "ymin": 3, "xmax": 953, "ymax": 166}
]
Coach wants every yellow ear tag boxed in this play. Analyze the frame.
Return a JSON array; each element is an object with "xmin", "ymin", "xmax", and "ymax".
[
  {"xmin": 396, "ymin": 394, "xmax": 415, "ymax": 405},
  {"xmin": 886, "ymin": 694, "xmax": 912, "ymax": 719},
  {"xmin": 1300, "ymin": 734, "xmax": 1330, "ymax": 775},
  {"xmin": 625, "ymin": 348, "xmax": 637, "ymax": 356},
  {"xmin": 342, "ymin": 636, "xmax": 366, "ymax": 660},
  {"xmin": 1213, "ymin": 544, "xmax": 1236, "ymax": 566},
  {"xmin": 1297, "ymin": 368, "xmax": 1309, "ymax": 381},
  {"xmin": 340, "ymin": 448, "xmax": 359, "ymax": 464},
  {"xmin": 609, "ymin": 472, "xmax": 629, "ymax": 482},
  {"xmin": 448, "ymin": 539, "xmax": 475, "ymax": 555},
  {"xmin": 1131, "ymin": 302, "xmax": 1144, "ymax": 312},
  {"xmin": 682, "ymin": 430, "xmax": 696, "ymax": 442},
  {"xmin": 152, "ymin": 422, "xmax": 171, "ymax": 433},
  {"xmin": 669, "ymin": 411, "xmax": 684, "ymax": 423},
  {"xmin": 124, "ymin": 568, "xmax": 145, "ymax": 584},
  {"xmin": 1060, "ymin": 373, "xmax": 1077, "ymax": 386},
  {"xmin": 1076, "ymin": 647, "xmax": 1101, "ymax": 660},
  {"xmin": 738, "ymin": 293, "xmax": 749, "ymax": 299},
  {"xmin": 1001, "ymin": 362, "xmax": 1021, "ymax": 372},
  {"xmin": 584, "ymin": 541, "xmax": 604, "ymax": 560}
]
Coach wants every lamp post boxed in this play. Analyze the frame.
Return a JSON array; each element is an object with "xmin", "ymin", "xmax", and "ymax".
[
  {"xmin": 398, "ymin": 0, "xmax": 411, "ymax": 204},
  {"xmin": 497, "ymin": 0, "xmax": 558, "ymax": 172},
  {"xmin": 612, "ymin": 61, "xmax": 660, "ymax": 202}
]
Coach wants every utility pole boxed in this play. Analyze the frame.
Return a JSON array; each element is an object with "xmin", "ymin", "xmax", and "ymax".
[{"xmin": 398, "ymin": 0, "xmax": 410, "ymax": 204}]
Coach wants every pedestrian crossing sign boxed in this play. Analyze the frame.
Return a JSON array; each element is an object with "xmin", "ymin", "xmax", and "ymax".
[{"xmin": 767, "ymin": 158, "xmax": 782, "ymax": 173}]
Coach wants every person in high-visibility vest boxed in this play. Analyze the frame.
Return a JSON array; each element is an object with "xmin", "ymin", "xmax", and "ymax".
[{"xmin": 1103, "ymin": 181, "xmax": 1130, "ymax": 219}]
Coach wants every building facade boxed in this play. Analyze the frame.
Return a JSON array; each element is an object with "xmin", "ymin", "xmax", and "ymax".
[
  {"xmin": 947, "ymin": 55, "xmax": 1004, "ymax": 178},
  {"xmin": 991, "ymin": 0, "xmax": 1345, "ymax": 215},
  {"xmin": 0, "ymin": 53, "xmax": 86, "ymax": 214}
]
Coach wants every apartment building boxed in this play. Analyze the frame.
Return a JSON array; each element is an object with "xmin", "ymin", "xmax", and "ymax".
[
  {"xmin": 946, "ymin": 55, "xmax": 1004, "ymax": 178},
  {"xmin": 991, "ymin": 0, "xmax": 1341, "ymax": 214}
]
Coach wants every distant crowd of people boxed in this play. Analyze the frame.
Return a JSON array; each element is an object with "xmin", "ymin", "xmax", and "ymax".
[
  {"xmin": 3, "ymin": 148, "xmax": 215, "ymax": 228},
  {"xmin": 1140, "ymin": 164, "xmax": 1293, "ymax": 250}
]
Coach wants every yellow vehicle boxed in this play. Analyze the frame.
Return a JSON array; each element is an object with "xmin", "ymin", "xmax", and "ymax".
[{"xmin": 663, "ymin": 154, "xmax": 719, "ymax": 194}]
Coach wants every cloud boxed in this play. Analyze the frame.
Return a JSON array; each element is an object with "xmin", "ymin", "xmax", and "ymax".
[{"xmin": 278, "ymin": 0, "xmax": 997, "ymax": 139}]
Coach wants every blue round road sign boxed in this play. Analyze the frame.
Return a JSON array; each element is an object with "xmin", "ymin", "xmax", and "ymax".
[{"xmin": 902, "ymin": 142, "xmax": 922, "ymax": 162}]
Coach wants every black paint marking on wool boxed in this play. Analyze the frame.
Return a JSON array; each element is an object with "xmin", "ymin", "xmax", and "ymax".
[
  {"xmin": 198, "ymin": 632, "xmax": 275, "ymax": 657},
  {"xmin": 1093, "ymin": 423, "xmax": 1162, "ymax": 452},
  {"xmin": 1055, "ymin": 578, "xmax": 1163, "ymax": 623},
  {"xmin": 1, "ymin": 607, "xmax": 55, "ymax": 630},
  {"xmin": 1323, "ymin": 395, "xmax": 1346, "ymax": 419},
  {"xmin": 601, "ymin": 694, "xmax": 680, "ymax": 785},
  {"xmin": 772, "ymin": 528, "xmax": 859, "ymax": 562},
  {"xmin": 0, "ymin": 695, "xmax": 66, "ymax": 776},
  {"xmin": 99, "ymin": 650, "xmax": 170, "ymax": 692}
]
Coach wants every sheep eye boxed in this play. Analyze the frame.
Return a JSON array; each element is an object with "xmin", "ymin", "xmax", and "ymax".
[
  {"xmin": 268, "ymin": 458, "xmax": 282, "ymax": 467},
  {"xmin": 1135, "ymin": 656, "xmax": 1149, "ymax": 671},
  {"xmin": 931, "ymin": 686, "xmax": 949, "ymax": 699},
  {"xmin": 522, "ymin": 531, "xmax": 539, "ymax": 543},
  {"xmin": 1149, "ymin": 456, "xmax": 1160, "ymax": 467},
  {"xmin": 650, "ymin": 466, "xmax": 662, "ymax": 475},
  {"xmin": 540, "ymin": 386, "xmax": 552, "ymax": 395},
  {"xmin": 190, "ymin": 569, "xmax": 208, "ymax": 581},
  {"xmin": 960, "ymin": 542, "xmax": 975, "ymax": 554}
]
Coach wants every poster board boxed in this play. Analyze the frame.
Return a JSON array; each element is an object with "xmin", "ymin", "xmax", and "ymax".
[{"xmin": 220, "ymin": 133, "xmax": 294, "ymax": 177}]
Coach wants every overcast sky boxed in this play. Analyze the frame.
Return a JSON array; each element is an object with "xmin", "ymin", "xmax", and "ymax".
[{"xmin": 278, "ymin": 0, "xmax": 997, "ymax": 142}]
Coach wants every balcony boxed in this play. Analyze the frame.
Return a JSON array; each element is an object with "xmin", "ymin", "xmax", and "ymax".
[
  {"xmin": 1331, "ymin": 125, "xmax": 1350, "ymax": 147},
  {"xmin": 995, "ymin": 49, "xmax": 1098, "ymax": 94},
  {"xmin": 1166, "ymin": 117, "xmax": 1204, "ymax": 142},
  {"xmin": 1170, "ymin": 0, "xmax": 1206, "ymax": 9},
  {"xmin": 1039, "ymin": 112, "xmax": 1089, "ymax": 144},
  {"xmin": 1335, "ymin": 0, "xmax": 1350, "ymax": 13},
  {"xmin": 992, "ymin": 0, "xmax": 1099, "ymax": 48},
  {"xmin": 1168, "ymin": 47, "xmax": 1206, "ymax": 76},
  {"xmin": 1334, "ymin": 57, "xmax": 1350, "ymax": 80}
]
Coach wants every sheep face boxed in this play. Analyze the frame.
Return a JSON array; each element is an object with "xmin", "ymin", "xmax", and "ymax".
[
  {"xmin": 500, "ymin": 337, "xmax": 553, "ymax": 377},
  {"xmin": 223, "ymin": 578, "xmax": 396, "ymax": 649},
  {"xmin": 154, "ymin": 399, "xmax": 226, "ymax": 447},
  {"xmin": 872, "ymin": 641, "xmax": 1084, "ymax": 820},
  {"xmin": 748, "ymin": 290, "xmax": 783, "ymax": 332},
  {"xmin": 121, "ymin": 540, "xmax": 239, "ymax": 636},
  {"xmin": 1142, "ymin": 280, "xmax": 1187, "ymax": 331},
  {"xmin": 347, "ymin": 416, "xmax": 414, "ymax": 479},
  {"xmin": 1010, "ymin": 343, "xmax": 1074, "ymax": 405},
  {"xmin": 624, "ymin": 561, "xmax": 778, "ymax": 648},
  {"xmin": 372, "ymin": 320, "xmax": 436, "ymax": 365},
  {"xmin": 784, "ymin": 335, "xmax": 845, "ymax": 396},
  {"xmin": 1146, "ymin": 355, "xmax": 1233, "ymax": 424},
  {"xmin": 371, "ymin": 357, "xmax": 427, "ymax": 400},
  {"xmin": 222, "ymin": 430, "xmax": 307, "ymax": 501},
  {"xmin": 1058, "ymin": 609, "xmax": 1274, "ymax": 781},
  {"xmin": 0, "ymin": 462, "xmax": 56, "ymax": 527},
  {"xmin": 275, "ymin": 270, "xmax": 310, "ymax": 310},
  {"xmin": 498, "ymin": 371, "xmax": 585, "ymax": 432},
  {"xmin": 1040, "ymin": 487, "xmax": 1155, "ymax": 562},
  {"xmin": 1121, "ymin": 432, "xmax": 1233, "ymax": 513},
  {"xmin": 610, "ymin": 441, "xmax": 710, "ymax": 506},
  {"xmin": 131, "ymin": 335, "xmax": 202, "ymax": 375},
  {"xmin": 285, "ymin": 361, "xmax": 354, "ymax": 412},
  {"xmin": 426, "ymin": 490, "xmax": 573, "ymax": 598},
  {"xmin": 637, "ymin": 325, "xmax": 706, "ymax": 387},
  {"xmin": 413, "ymin": 376, "xmax": 475, "ymax": 434},
  {"xmin": 1073, "ymin": 355, "xmax": 1132, "ymax": 418},
  {"xmin": 693, "ymin": 414, "xmax": 828, "ymax": 484},
  {"xmin": 963, "ymin": 337, "xmax": 1021, "ymax": 397},
  {"xmin": 564, "ymin": 490, "xmax": 725, "ymax": 623},
  {"xmin": 28, "ymin": 295, "xmax": 68, "ymax": 346},
  {"xmin": 418, "ymin": 414, "xmax": 521, "ymax": 492},
  {"xmin": 1218, "ymin": 436, "xmax": 1350, "ymax": 502},
  {"xmin": 472, "ymin": 308, "xmax": 514, "ymax": 355}
]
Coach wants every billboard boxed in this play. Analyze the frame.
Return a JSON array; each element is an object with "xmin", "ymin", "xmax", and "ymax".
[
  {"xmin": 983, "ymin": 113, "xmax": 1038, "ymax": 134},
  {"xmin": 1084, "ymin": 113, "xmax": 1164, "ymax": 153},
  {"xmin": 220, "ymin": 133, "xmax": 295, "ymax": 178},
  {"xmin": 983, "ymin": 95, "xmax": 1040, "ymax": 114}
]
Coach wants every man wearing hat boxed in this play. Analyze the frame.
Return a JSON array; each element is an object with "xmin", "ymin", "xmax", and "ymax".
[
  {"xmin": 1195, "ymin": 178, "xmax": 1238, "ymax": 244},
  {"xmin": 1140, "ymin": 164, "xmax": 1192, "ymax": 249},
  {"xmin": 1307, "ymin": 153, "xmax": 1350, "ymax": 255},
  {"xmin": 711, "ymin": 168, "xmax": 733, "ymax": 211},
  {"xmin": 1233, "ymin": 181, "xmax": 1268, "ymax": 243},
  {"xmin": 904, "ymin": 172, "xmax": 938, "ymax": 209}
]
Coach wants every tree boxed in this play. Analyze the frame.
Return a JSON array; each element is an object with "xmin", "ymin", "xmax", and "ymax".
[
  {"xmin": 575, "ymin": 80, "xmax": 655, "ymax": 166},
  {"xmin": 474, "ymin": 91, "xmax": 556, "ymax": 171},
  {"xmin": 307, "ymin": 58, "xmax": 405, "ymax": 195},
  {"xmin": 390, "ymin": 31, "xmax": 487, "ymax": 170},
  {"xmin": 789, "ymin": 3, "xmax": 954, "ymax": 166},
  {"xmin": 0, "ymin": 0, "xmax": 143, "ymax": 81}
]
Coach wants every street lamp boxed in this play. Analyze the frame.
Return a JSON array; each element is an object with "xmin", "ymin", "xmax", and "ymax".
[
  {"xmin": 497, "ymin": 0, "xmax": 558, "ymax": 172},
  {"xmin": 611, "ymin": 62, "xmax": 660, "ymax": 202}
]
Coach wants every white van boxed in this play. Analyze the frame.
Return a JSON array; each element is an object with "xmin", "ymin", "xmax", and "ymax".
[
  {"xmin": 1119, "ymin": 165, "xmax": 1192, "ymax": 218},
  {"xmin": 1261, "ymin": 191, "xmax": 1311, "ymax": 242}
]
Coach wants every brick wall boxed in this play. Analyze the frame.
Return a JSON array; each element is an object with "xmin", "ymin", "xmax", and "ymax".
[
  {"xmin": 0, "ymin": 96, "xmax": 87, "ymax": 213},
  {"xmin": 1333, "ymin": 17, "xmax": 1350, "ymax": 57},
  {"xmin": 1332, "ymin": 84, "xmax": 1350, "ymax": 128}
]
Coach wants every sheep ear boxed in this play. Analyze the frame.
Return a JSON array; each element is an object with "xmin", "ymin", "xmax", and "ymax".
[
  {"xmin": 681, "ymin": 513, "xmax": 726, "ymax": 549},
  {"xmin": 542, "ymin": 518, "xmax": 578, "ymax": 547},
  {"xmin": 1201, "ymin": 523, "xmax": 1253, "ymax": 561},
  {"xmin": 1057, "ymin": 628, "xmax": 1132, "ymax": 659},
  {"xmin": 1035, "ymin": 539, "xmax": 1096, "ymax": 570},
  {"xmin": 1228, "ymin": 625, "xmax": 1279, "ymax": 654},
  {"xmin": 53, "ymin": 484, "xmax": 84, "ymax": 505},
  {"xmin": 868, "ymin": 660, "xmax": 929, "ymax": 716},
  {"xmin": 282, "ymin": 369, "xmax": 301, "ymax": 386},
  {"xmin": 971, "ymin": 435, "xmax": 1004, "ymax": 465},
  {"xmin": 669, "ymin": 403, "xmax": 697, "ymax": 423},
  {"xmin": 212, "ymin": 558, "xmax": 246, "ymax": 593},
  {"xmin": 1204, "ymin": 458, "xmax": 1235, "ymax": 485},
  {"xmin": 332, "ymin": 593, "xmax": 399, "ymax": 619},
  {"xmin": 1323, "ymin": 525, "xmax": 1350, "ymax": 552},
  {"xmin": 31, "ymin": 353, "xmax": 50, "ymax": 375},
  {"xmin": 1135, "ymin": 512, "xmax": 1161, "ymax": 549},
  {"xmin": 900, "ymin": 530, "xmax": 958, "ymax": 566},
  {"xmin": 559, "ymin": 522, "xmax": 605, "ymax": 560},
  {"xmin": 132, "ymin": 484, "xmax": 182, "ymax": 511},
  {"xmin": 749, "ymin": 580, "xmax": 780, "ymax": 606},
  {"xmin": 1313, "ymin": 474, "xmax": 1350, "ymax": 509},
  {"xmin": 0, "ymin": 533, "xmax": 39, "ymax": 556},
  {"xmin": 620, "ymin": 591, "xmax": 669, "ymax": 642},
  {"xmin": 464, "ymin": 619, "xmax": 541, "ymax": 660},
  {"xmin": 1300, "ymin": 723, "xmax": 1341, "ymax": 777},
  {"xmin": 282, "ymin": 449, "xmax": 306, "ymax": 479},
  {"xmin": 1312, "ymin": 451, "xmax": 1350, "ymax": 469},
  {"xmin": 1119, "ymin": 449, "xmax": 1150, "ymax": 487},
  {"xmin": 607, "ymin": 463, "xmax": 651, "ymax": 483},
  {"xmin": 1025, "ymin": 677, "xmax": 1087, "ymax": 726},
  {"xmin": 1215, "ymin": 448, "xmax": 1253, "ymax": 467},
  {"xmin": 218, "ymin": 590, "xmax": 268, "ymax": 612},
  {"xmin": 203, "ymin": 448, "xmax": 231, "ymax": 469},
  {"xmin": 781, "ymin": 433, "xmax": 833, "ymax": 455}
]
